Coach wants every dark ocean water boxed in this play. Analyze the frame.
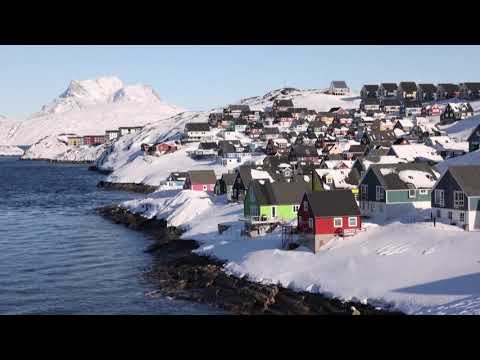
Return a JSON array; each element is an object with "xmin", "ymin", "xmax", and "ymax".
[{"xmin": 0, "ymin": 157, "xmax": 222, "ymax": 314}]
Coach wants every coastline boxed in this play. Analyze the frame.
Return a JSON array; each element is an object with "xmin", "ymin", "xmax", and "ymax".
[
  {"xmin": 97, "ymin": 204, "xmax": 403, "ymax": 315},
  {"xmin": 97, "ymin": 180, "xmax": 158, "ymax": 194}
]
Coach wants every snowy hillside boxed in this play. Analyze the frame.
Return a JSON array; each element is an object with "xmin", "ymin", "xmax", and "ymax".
[
  {"xmin": 238, "ymin": 87, "xmax": 360, "ymax": 112},
  {"xmin": 98, "ymin": 87, "xmax": 360, "ymax": 183},
  {"xmin": 0, "ymin": 76, "xmax": 183, "ymax": 146},
  {"xmin": 21, "ymin": 134, "xmax": 104, "ymax": 162},
  {"xmin": 0, "ymin": 145, "xmax": 24, "ymax": 156}
]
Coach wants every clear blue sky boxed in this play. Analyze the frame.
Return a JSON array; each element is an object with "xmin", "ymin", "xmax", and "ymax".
[{"xmin": 1, "ymin": 45, "xmax": 480, "ymax": 118}]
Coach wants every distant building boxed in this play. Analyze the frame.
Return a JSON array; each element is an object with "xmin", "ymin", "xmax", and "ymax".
[
  {"xmin": 459, "ymin": 82, "xmax": 480, "ymax": 100},
  {"xmin": 83, "ymin": 135, "xmax": 106, "ymax": 146},
  {"xmin": 360, "ymin": 84, "xmax": 379, "ymax": 99},
  {"xmin": 119, "ymin": 126, "xmax": 143, "ymax": 137},
  {"xmin": 105, "ymin": 130, "xmax": 120, "ymax": 142},
  {"xmin": 379, "ymin": 83, "xmax": 398, "ymax": 99},
  {"xmin": 417, "ymin": 84, "xmax": 437, "ymax": 102},
  {"xmin": 436, "ymin": 84, "xmax": 460, "ymax": 100},
  {"xmin": 184, "ymin": 122, "xmax": 211, "ymax": 141},
  {"xmin": 272, "ymin": 99, "xmax": 294, "ymax": 112},
  {"xmin": 183, "ymin": 170, "xmax": 217, "ymax": 192},
  {"xmin": 328, "ymin": 81, "xmax": 349, "ymax": 95},
  {"xmin": 467, "ymin": 124, "xmax": 480, "ymax": 152},
  {"xmin": 397, "ymin": 82, "xmax": 417, "ymax": 101},
  {"xmin": 67, "ymin": 136, "xmax": 84, "ymax": 147}
]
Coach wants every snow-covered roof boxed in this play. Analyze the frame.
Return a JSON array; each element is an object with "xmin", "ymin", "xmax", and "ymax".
[{"xmin": 390, "ymin": 144, "xmax": 443, "ymax": 162}]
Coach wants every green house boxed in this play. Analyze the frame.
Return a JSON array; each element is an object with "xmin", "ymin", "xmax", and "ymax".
[
  {"xmin": 358, "ymin": 163, "xmax": 439, "ymax": 221},
  {"xmin": 244, "ymin": 180, "xmax": 311, "ymax": 224}
]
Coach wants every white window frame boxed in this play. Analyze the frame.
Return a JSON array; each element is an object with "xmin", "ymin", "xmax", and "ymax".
[
  {"xmin": 448, "ymin": 211, "xmax": 453, "ymax": 220},
  {"xmin": 293, "ymin": 205, "xmax": 299, "ymax": 213},
  {"xmin": 360, "ymin": 184, "xmax": 368, "ymax": 200},
  {"xmin": 460, "ymin": 212, "xmax": 465, "ymax": 223},
  {"xmin": 333, "ymin": 217, "xmax": 343, "ymax": 228},
  {"xmin": 454, "ymin": 191, "xmax": 465, "ymax": 208},
  {"xmin": 408, "ymin": 189, "xmax": 416, "ymax": 198},
  {"xmin": 435, "ymin": 189, "xmax": 445, "ymax": 207},
  {"xmin": 419, "ymin": 189, "xmax": 428, "ymax": 195},
  {"xmin": 348, "ymin": 217, "xmax": 357, "ymax": 227},
  {"xmin": 376, "ymin": 186, "xmax": 384, "ymax": 201}
]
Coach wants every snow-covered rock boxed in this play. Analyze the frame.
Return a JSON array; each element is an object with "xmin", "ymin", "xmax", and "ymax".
[
  {"xmin": 21, "ymin": 134, "xmax": 104, "ymax": 162},
  {"xmin": 0, "ymin": 145, "xmax": 24, "ymax": 156}
]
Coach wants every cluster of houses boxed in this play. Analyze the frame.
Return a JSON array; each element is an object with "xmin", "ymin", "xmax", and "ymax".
[
  {"xmin": 142, "ymin": 83, "xmax": 480, "ymax": 253},
  {"xmin": 67, "ymin": 126, "xmax": 144, "ymax": 147},
  {"xmin": 359, "ymin": 82, "xmax": 476, "ymax": 122}
]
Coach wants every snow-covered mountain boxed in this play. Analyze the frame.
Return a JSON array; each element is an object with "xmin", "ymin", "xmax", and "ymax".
[
  {"xmin": 0, "ymin": 145, "xmax": 24, "ymax": 156},
  {"xmin": 0, "ymin": 76, "xmax": 184, "ymax": 146}
]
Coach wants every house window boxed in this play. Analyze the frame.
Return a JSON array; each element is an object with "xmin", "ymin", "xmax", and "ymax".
[
  {"xmin": 360, "ymin": 184, "xmax": 368, "ymax": 200},
  {"xmin": 437, "ymin": 209, "xmax": 441, "ymax": 218},
  {"xmin": 293, "ymin": 205, "xmax": 299, "ymax": 213},
  {"xmin": 454, "ymin": 191, "xmax": 465, "ymax": 208},
  {"xmin": 202, "ymin": 185, "xmax": 208, "ymax": 191},
  {"xmin": 326, "ymin": 177, "xmax": 333, "ymax": 184},
  {"xmin": 460, "ymin": 212, "xmax": 465, "ymax": 223},
  {"xmin": 271, "ymin": 206, "xmax": 276, "ymax": 218},
  {"xmin": 348, "ymin": 217, "xmax": 357, "ymax": 227},
  {"xmin": 334, "ymin": 217, "xmax": 343, "ymax": 228},
  {"xmin": 419, "ymin": 189, "xmax": 428, "ymax": 195},
  {"xmin": 303, "ymin": 200, "xmax": 308, "ymax": 211},
  {"xmin": 435, "ymin": 190, "xmax": 445, "ymax": 207},
  {"xmin": 408, "ymin": 189, "xmax": 416, "ymax": 198},
  {"xmin": 376, "ymin": 186, "xmax": 384, "ymax": 201},
  {"xmin": 308, "ymin": 218, "xmax": 313, "ymax": 228},
  {"xmin": 448, "ymin": 211, "xmax": 453, "ymax": 220}
]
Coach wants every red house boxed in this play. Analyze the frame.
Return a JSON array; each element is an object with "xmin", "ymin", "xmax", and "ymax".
[
  {"xmin": 83, "ymin": 135, "xmax": 106, "ymax": 146},
  {"xmin": 297, "ymin": 190, "xmax": 362, "ymax": 252},
  {"xmin": 183, "ymin": 170, "xmax": 217, "ymax": 192}
]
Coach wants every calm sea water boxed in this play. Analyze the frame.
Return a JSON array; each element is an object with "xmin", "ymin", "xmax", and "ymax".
[{"xmin": 0, "ymin": 157, "xmax": 222, "ymax": 314}]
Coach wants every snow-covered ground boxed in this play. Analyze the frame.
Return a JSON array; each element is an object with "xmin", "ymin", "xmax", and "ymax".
[
  {"xmin": 21, "ymin": 134, "xmax": 104, "ymax": 162},
  {"xmin": 0, "ymin": 145, "xmax": 24, "ymax": 156},
  {"xmin": 0, "ymin": 76, "xmax": 183, "ymax": 146},
  {"xmin": 121, "ymin": 189, "xmax": 480, "ymax": 315}
]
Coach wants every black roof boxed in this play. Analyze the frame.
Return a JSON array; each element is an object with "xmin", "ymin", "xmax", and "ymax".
[
  {"xmin": 288, "ymin": 107, "xmax": 308, "ymax": 113},
  {"xmin": 187, "ymin": 170, "xmax": 217, "ymax": 184},
  {"xmin": 185, "ymin": 122, "xmax": 210, "ymax": 132},
  {"xmin": 220, "ymin": 172, "xmax": 237, "ymax": 186},
  {"xmin": 348, "ymin": 144, "xmax": 367, "ymax": 153},
  {"xmin": 276, "ymin": 111, "xmax": 294, "ymax": 118},
  {"xmin": 227, "ymin": 104, "xmax": 250, "ymax": 112},
  {"xmin": 263, "ymin": 127, "xmax": 280, "ymax": 135},
  {"xmin": 399, "ymin": 82, "xmax": 417, "ymax": 92},
  {"xmin": 291, "ymin": 145, "xmax": 318, "ymax": 157},
  {"xmin": 438, "ymin": 83, "xmax": 460, "ymax": 93},
  {"xmin": 381, "ymin": 98, "xmax": 401, "ymax": 106},
  {"xmin": 418, "ymin": 84, "xmax": 437, "ymax": 93},
  {"xmin": 447, "ymin": 165, "xmax": 480, "ymax": 196},
  {"xmin": 273, "ymin": 99, "xmax": 294, "ymax": 107},
  {"xmin": 363, "ymin": 84, "xmax": 379, "ymax": 91},
  {"xmin": 380, "ymin": 83, "xmax": 398, "ymax": 91},
  {"xmin": 331, "ymin": 81, "xmax": 348, "ymax": 89},
  {"xmin": 403, "ymin": 100, "xmax": 422, "ymax": 108},
  {"xmin": 307, "ymin": 190, "xmax": 360, "ymax": 217},
  {"xmin": 362, "ymin": 98, "xmax": 380, "ymax": 105},
  {"xmin": 198, "ymin": 142, "xmax": 218, "ymax": 150},
  {"xmin": 461, "ymin": 82, "xmax": 480, "ymax": 92},
  {"xmin": 250, "ymin": 180, "xmax": 310, "ymax": 206}
]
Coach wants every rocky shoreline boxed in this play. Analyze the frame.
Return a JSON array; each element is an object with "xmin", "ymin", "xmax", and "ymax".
[
  {"xmin": 18, "ymin": 157, "xmax": 93, "ymax": 164},
  {"xmin": 97, "ymin": 181, "xmax": 158, "ymax": 194},
  {"xmin": 88, "ymin": 165, "xmax": 113, "ymax": 175},
  {"xmin": 97, "ymin": 204, "xmax": 404, "ymax": 315}
]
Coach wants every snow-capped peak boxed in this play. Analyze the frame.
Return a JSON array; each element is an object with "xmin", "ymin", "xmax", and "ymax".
[
  {"xmin": 111, "ymin": 84, "xmax": 163, "ymax": 104},
  {"xmin": 35, "ymin": 76, "xmax": 126, "ymax": 116}
]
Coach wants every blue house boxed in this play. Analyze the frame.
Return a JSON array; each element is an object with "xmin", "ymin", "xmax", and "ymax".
[
  {"xmin": 431, "ymin": 165, "xmax": 480, "ymax": 231},
  {"xmin": 467, "ymin": 124, "xmax": 480, "ymax": 152}
]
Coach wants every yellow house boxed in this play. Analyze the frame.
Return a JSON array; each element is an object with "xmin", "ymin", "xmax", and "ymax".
[{"xmin": 68, "ymin": 137, "xmax": 83, "ymax": 147}]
